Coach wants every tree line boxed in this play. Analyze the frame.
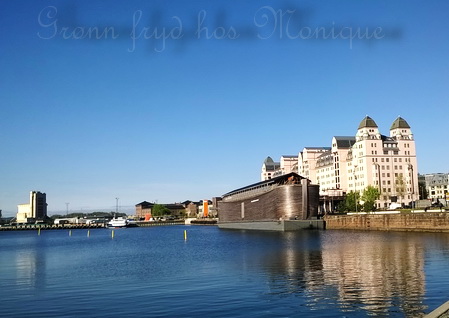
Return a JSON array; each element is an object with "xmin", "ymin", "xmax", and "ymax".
[
  {"xmin": 50, "ymin": 211, "xmax": 126, "ymax": 219},
  {"xmin": 337, "ymin": 185, "xmax": 380, "ymax": 213}
]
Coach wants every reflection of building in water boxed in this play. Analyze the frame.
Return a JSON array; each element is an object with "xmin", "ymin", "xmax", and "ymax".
[
  {"xmin": 15, "ymin": 249, "xmax": 46, "ymax": 290},
  {"xmin": 262, "ymin": 232, "xmax": 325, "ymax": 295},
  {"xmin": 260, "ymin": 232, "xmax": 426, "ymax": 316},
  {"xmin": 320, "ymin": 233, "xmax": 426, "ymax": 316}
]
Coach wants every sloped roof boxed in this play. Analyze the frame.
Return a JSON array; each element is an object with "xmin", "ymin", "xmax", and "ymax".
[
  {"xmin": 303, "ymin": 147, "xmax": 331, "ymax": 150},
  {"xmin": 223, "ymin": 172, "xmax": 307, "ymax": 197},
  {"xmin": 316, "ymin": 151, "xmax": 333, "ymax": 167},
  {"xmin": 317, "ymin": 150, "xmax": 332, "ymax": 159},
  {"xmin": 135, "ymin": 201, "xmax": 154, "ymax": 207},
  {"xmin": 390, "ymin": 117, "xmax": 410, "ymax": 129},
  {"xmin": 358, "ymin": 116, "xmax": 378, "ymax": 129},
  {"xmin": 334, "ymin": 136, "xmax": 356, "ymax": 148},
  {"xmin": 380, "ymin": 135, "xmax": 395, "ymax": 142}
]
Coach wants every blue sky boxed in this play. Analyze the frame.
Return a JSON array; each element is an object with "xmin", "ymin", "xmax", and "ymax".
[{"xmin": 1, "ymin": 0, "xmax": 448, "ymax": 217}]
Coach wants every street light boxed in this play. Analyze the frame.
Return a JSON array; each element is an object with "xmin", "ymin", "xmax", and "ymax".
[
  {"xmin": 408, "ymin": 164, "xmax": 415, "ymax": 210},
  {"xmin": 115, "ymin": 197, "xmax": 119, "ymax": 214},
  {"xmin": 354, "ymin": 165, "xmax": 358, "ymax": 212},
  {"xmin": 374, "ymin": 163, "xmax": 381, "ymax": 209}
]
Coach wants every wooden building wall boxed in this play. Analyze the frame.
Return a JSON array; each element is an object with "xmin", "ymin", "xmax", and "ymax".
[{"xmin": 218, "ymin": 184, "xmax": 319, "ymax": 222}]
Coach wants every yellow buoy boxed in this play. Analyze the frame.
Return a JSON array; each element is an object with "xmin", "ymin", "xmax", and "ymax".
[
  {"xmin": 184, "ymin": 230, "xmax": 187, "ymax": 241},
  {"xmin": 87, "ymin": 230, "xmax": 90, "ymax": 237},
  {"xmin": 38, "ymin": 228, "xmax": 41, "ymax": 236},
  {"xmin": 112, "ymin": 230, "xmax": 115, "ymax": 239}
]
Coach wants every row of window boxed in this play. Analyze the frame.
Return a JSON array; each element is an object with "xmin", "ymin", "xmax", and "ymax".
[
  {"xmin": 371, "ymin": 157, "xmax": 412, "ymax": 163},
  {"xmin": 380, "ymin": 165, "xmax": 405, "ymax": 170},
  {"xmin": 381, "ymin": 195, "xmax": 413, "ymax": 201},
  {"xmin": 429, "ymin": 186, "xmax": 449, "ymax": 190},
  {"xmin": 375, "ymin": 172, "xmax": 409, "ymax": 178},
  {"xmin": 368, "ymin": 142, "xmax": 411, "ymax": 148},
  {"xmin": 381, "ymin": 187, "xmax": 413, "ymax": 193},
  {"xmin": 378, "ymin": 179, "xmax": 411, "ymax": 185},
  {"xmin": 348, "ymin": 181, "xmax": 366, "ymax": 188},
  {"xmin": 384, "ymin": 150, "xmax": 399, "ymax": 155}
]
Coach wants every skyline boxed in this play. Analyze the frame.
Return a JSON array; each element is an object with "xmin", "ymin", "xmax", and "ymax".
[{"xmin": 1, "ymin": 0, "xmax": 448, "ymax": 217}]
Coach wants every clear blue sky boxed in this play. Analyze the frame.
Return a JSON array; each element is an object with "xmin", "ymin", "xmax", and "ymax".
[{"xmin": 1, "ymin": 0, "xmax": 448, "ymax": 217}]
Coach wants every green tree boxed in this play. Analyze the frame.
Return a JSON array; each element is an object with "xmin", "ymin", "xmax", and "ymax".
[
  {"xmin": 418, "ymin": 180, "xmax": 428, "ymax": 199},
  {"xmin": 152, "ymin": 204, "xmax": 170, "ymax": 217},
  {"xmin": 395, "ymin": 174, "xmax": 406, "ymax": 203},
  {"xmin": 341, "ymin": 191, "xmax": 361, "ymax": 212},
  {"xmin": 336, "ymin": 201, "xmax": 346, "ymax": 213},
  {"xmin": 362, "ymin": 185, "xmax": 380, "ymax": 212}
]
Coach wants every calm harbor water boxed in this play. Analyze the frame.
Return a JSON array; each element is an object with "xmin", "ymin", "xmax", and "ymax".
[{"xmin": 1, "ymin": 226, "xmax": 449, "ymax": 317}]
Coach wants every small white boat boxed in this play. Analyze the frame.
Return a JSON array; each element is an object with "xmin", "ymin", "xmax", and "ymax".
[{"xmin": 107, "ymin": 217, "xmax": 128, "ymax": 228}]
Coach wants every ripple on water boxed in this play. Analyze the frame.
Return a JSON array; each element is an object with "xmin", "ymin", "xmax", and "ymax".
[{"xmin": 1, "ymin": 228, "xmax": 449, "ymax": 317}]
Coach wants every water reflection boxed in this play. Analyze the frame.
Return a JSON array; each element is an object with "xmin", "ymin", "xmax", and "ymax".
[
  {"xmin": 259, "ymin": 231, "xmax": 427, "ymax": 317},
  {"xmin": 2, "ymin": 227, "xmax": 449, "ymax": 317},
  {"xmin": 322, "ymin": 232, "xmax": 426, "ymax": 316},
  {"xmin": 14, "ymin": 241, "xmax": 47, "ymax": 290}
]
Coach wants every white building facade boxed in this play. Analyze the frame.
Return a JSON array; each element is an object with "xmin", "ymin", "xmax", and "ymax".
[
  {"xmin": 346, "ymin": 116, "xmax": 419, "ymax": 208},
  {"xmin": 423, "ymin": 173, "xmax": 449, "ymax": 200},
  {"xmin": 261, "ymin": 156, "xmax": 280, "ymax": 180},
  {"xmin": 261, "ymin": 116, "xmax": 419, "ymax": 209},
  {"xmin": 16, "ymin": 191, "xmax": 47, "ymax": 223}
]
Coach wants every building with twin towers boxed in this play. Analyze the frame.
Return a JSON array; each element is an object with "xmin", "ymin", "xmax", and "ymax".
[{"xmin": 261, "ymin": 116, "xmax": 419, "ymax": 210}]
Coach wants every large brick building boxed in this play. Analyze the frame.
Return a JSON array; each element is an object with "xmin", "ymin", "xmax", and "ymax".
[{"xmin": 135, "ymin": 201, "xmax": 190, "ymax": 219}]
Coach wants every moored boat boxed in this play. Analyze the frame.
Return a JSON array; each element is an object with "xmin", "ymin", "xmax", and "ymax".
[{"xmin": 107, "ymin": 216, "xmax": 128, "ymax": 228}]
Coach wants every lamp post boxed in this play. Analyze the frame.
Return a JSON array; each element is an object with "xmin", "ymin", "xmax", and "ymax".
[
  {"xmin": 115, "ymin": 197, "xmax": 119, "ymax": 215},
  {"xmin": 408, "ymin": 164, "xmax": 414, "ymax": 210},
  {"xmin": 331, "ymin": 189, "xmax": 334, "ymax": 214},
  {"xmin": 375, "ymin": 163, "xmax": 381, "ymax": 209},
  {"xmin": 354, "ymin": 165, "xmax": 358, "ymax": 212}
]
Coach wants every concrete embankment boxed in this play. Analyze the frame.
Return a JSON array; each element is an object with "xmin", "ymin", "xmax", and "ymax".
[
  {"xmin": 325, "ymin": 212, "xmax": 449, "ymax": 232},
  {"xmin": 425, "ymin": 300, "xmax": 449, "ymax": 318}
]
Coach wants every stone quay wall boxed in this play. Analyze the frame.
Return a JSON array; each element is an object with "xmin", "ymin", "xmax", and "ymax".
[{"xmin": 325, "ymin": 212, "xmax": 449, "ymax": 232}]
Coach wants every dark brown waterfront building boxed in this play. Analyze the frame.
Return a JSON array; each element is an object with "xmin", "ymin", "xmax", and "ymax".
[{"xmin": 218, "ymin": 173, "xmax": 322, "ymax": 231}]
